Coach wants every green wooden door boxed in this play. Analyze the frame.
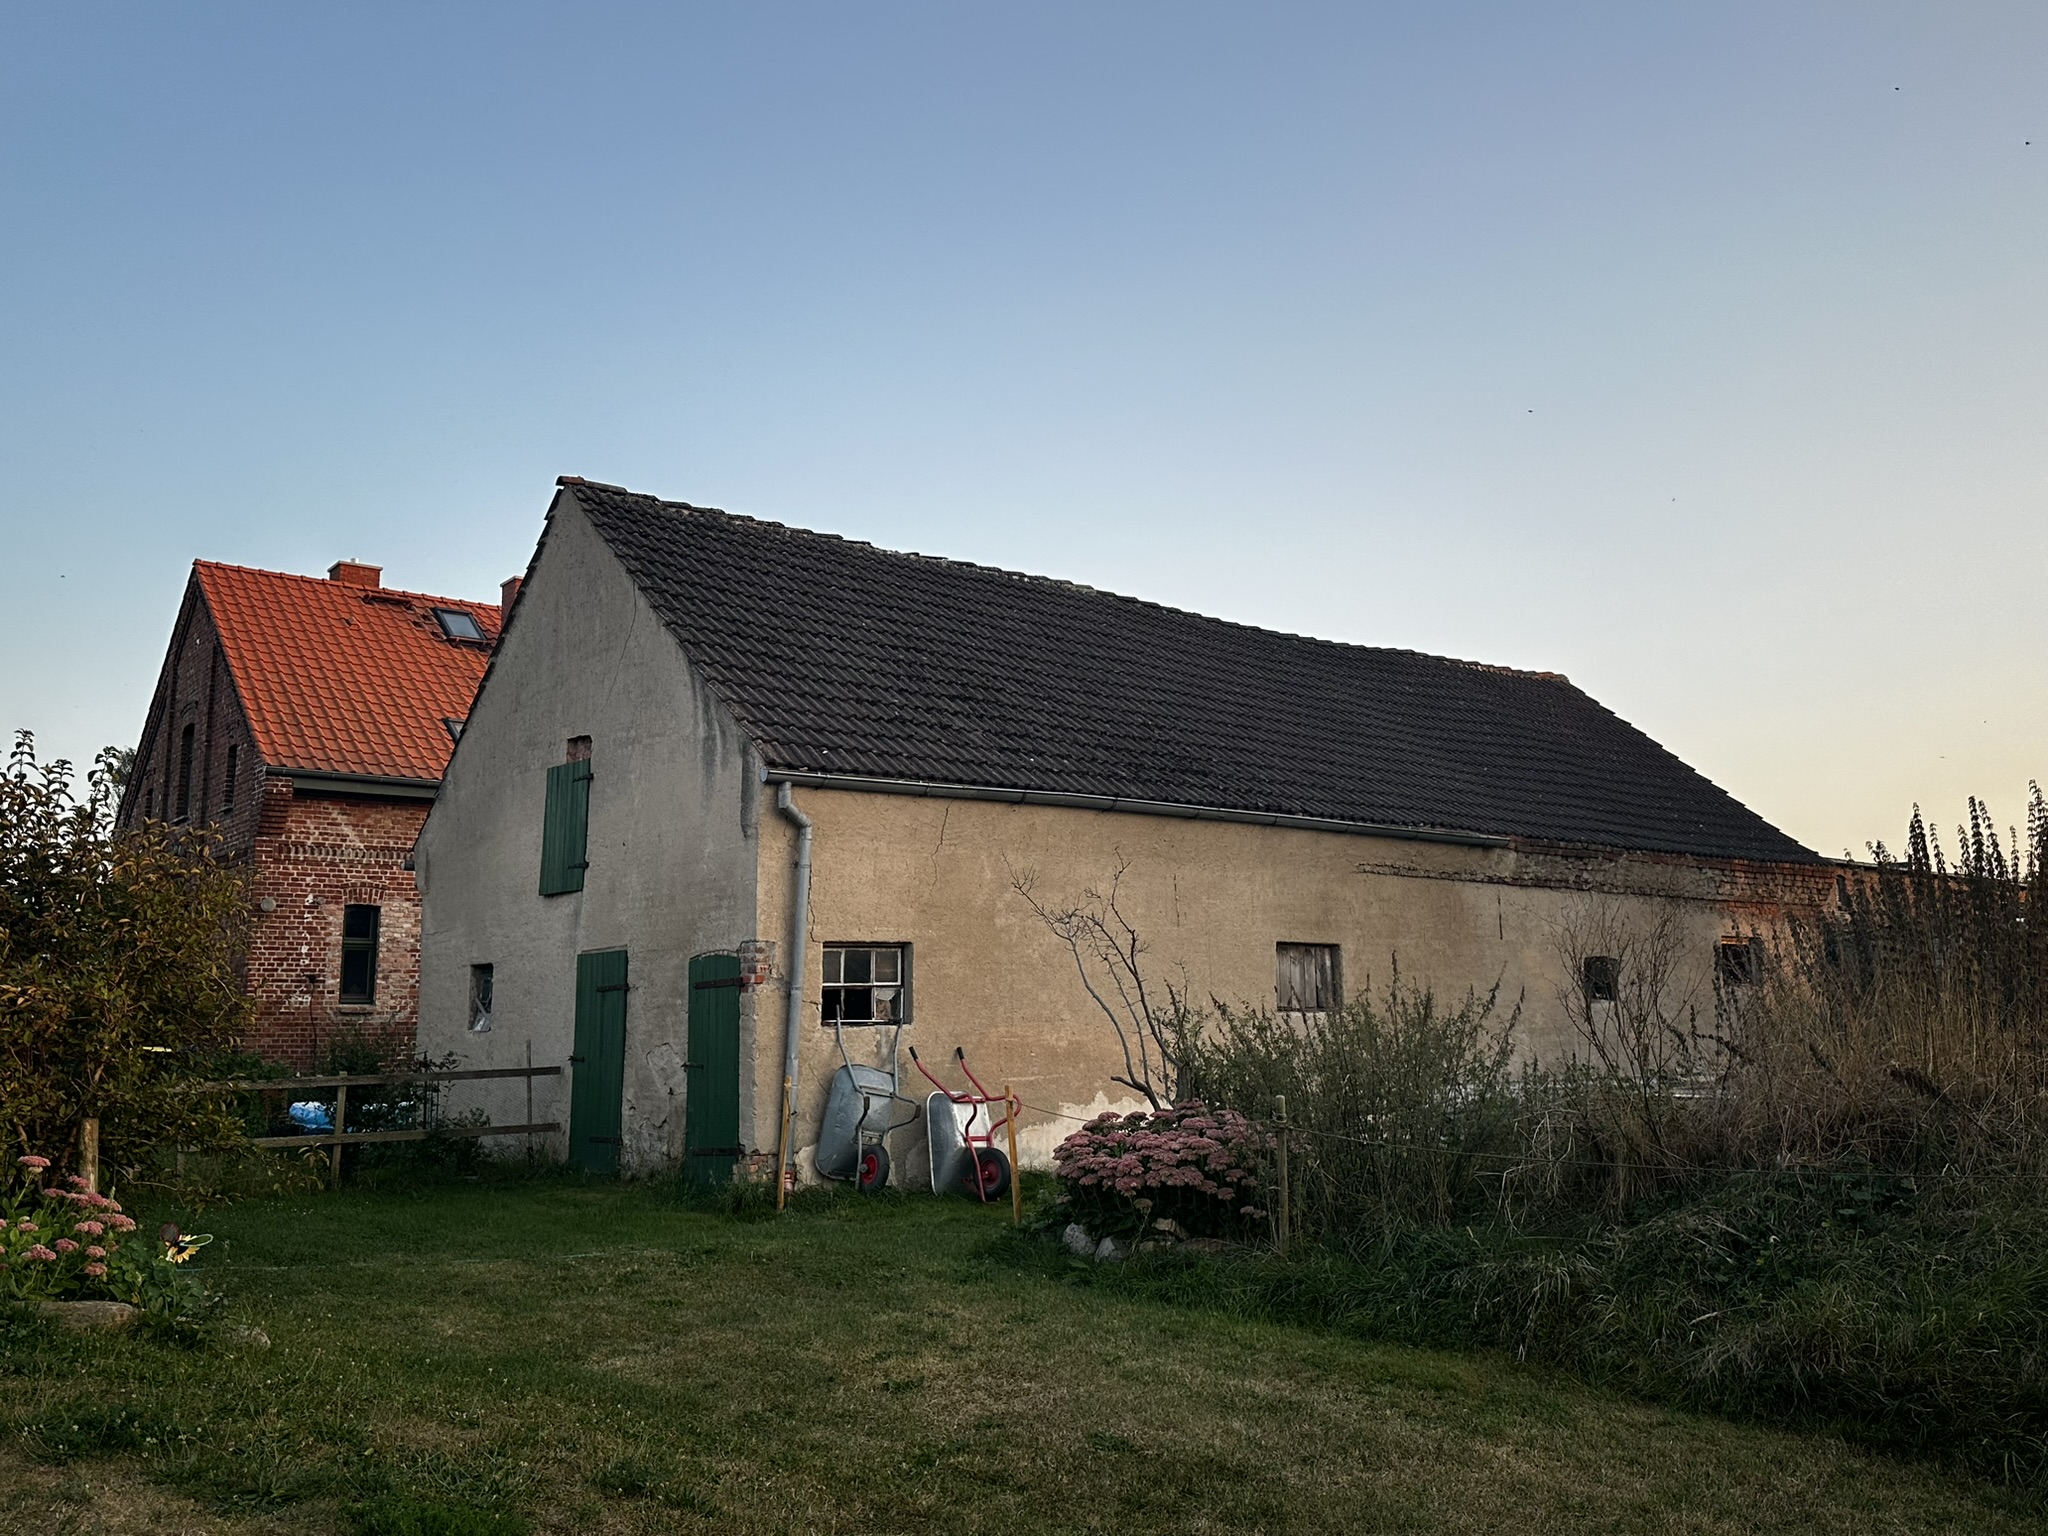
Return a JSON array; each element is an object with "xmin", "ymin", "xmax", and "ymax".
[
  {"xmin": 570, "ymin": 949, "xmax": 628, "ymax": 1174},
  {"xmin": 685, "ymin": 952, "xmax": 743, "ymax": 1189}
]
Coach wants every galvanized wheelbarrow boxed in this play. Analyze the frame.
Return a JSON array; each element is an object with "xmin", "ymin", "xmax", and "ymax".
[
  {"xmin": 815, "ymin": 1018, "xmax": 919, "ymax": 1193},
  {"xmin": 911, "ymin": 1046, "xmax": 1018, "ymax": 1202}
]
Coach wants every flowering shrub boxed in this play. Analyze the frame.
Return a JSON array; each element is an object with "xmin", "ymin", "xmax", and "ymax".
[
  {"xmin": 1051, "ymin": 1102, "xmax": 1270, "ymax": 1241},
  {"xmin": 0, "ymin": 1153, "xmax": 212, "ymax": 1326}
]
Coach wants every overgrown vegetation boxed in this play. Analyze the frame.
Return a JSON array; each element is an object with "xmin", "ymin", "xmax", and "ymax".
[
  {"xmin": 1048, "ymin": 789, "xmax": 2048, "ymax": 1483},
  {"xmin": 0, "ymin": 732, "xmax": 251, "ymax": 1173}
]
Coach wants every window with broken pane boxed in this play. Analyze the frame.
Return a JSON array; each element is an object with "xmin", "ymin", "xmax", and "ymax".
[{"xmin": 821, "ymin": 944, "xmax": 909, "ymax": 1026}]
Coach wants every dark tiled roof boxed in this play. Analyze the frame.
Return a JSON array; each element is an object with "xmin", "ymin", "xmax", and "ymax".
[{"xmin": 564, "ymin": 479, "xmax": 1817, "ymax": 863}]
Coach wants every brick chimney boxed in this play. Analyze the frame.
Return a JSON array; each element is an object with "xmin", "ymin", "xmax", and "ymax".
[
  {"xmin": 500, "ymin": 576, "xmax": 523, "ymax": 613},
  {"xmin": 327, "ymin": 560, "xmax": 383, "ymax": 589}
]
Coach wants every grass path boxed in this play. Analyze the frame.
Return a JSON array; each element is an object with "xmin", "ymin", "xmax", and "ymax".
[{"xmin": 2, "ymin": 1175, "xmax": 2040, "ymax": 1534}]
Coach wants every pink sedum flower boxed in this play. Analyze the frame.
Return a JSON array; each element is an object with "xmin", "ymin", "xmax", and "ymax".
[
  {"xmin": 54, "ymin": 1238, "xmax": 79, "ymax": 1254},
  {"xmin": 83, "ymin": 1262, "xmax": 106, "ymax": 1278},
  {"xmin": 25, "ymin": 1245, "xmax": 57, "ymax": 1262},
  {"xmin": 85, "ymin": 1245, "xmax": 106, "ymax": 1259},
  {"xmin": 107, "ymin": 1214, "xmax": 137, "ymax": 1232},
  {"xmin": 75, "ymin": 1221, "xmax": 104, "ymax": 1236},
  {"xmin": 16, "ymin": 1155, "xmax": 50, "ymax": 1170}
]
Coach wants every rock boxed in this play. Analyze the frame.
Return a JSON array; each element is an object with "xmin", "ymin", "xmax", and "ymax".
[
  {"xmin": 1061, "ymin": 1222, "xmax": 1095, "ymax": 1258},
  {"xmin": 1150, "ymin": 1218, "xmax": 1187, "ymax": 1240},
  {"xmin": 225, "ymin": 1324, "xmax": 271, "ymax": 1351},
  {"xmin": 1094, "ymin": 1235, "xmax": 1130, "ymax": 1264},
  {"xmin": 37, "ymin": 1300, "xmax": 139, "ymax": 1332}
]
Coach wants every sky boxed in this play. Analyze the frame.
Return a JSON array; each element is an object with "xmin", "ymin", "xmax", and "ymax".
[{"xmin": 1, "ymin": 3, "xmax": 2042, "ymax": 861}]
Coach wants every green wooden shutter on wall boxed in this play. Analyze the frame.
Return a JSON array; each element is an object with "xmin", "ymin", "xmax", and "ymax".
[{"xmin": 539, "ymin": 759, "xmax": 591, "ymax": 895}]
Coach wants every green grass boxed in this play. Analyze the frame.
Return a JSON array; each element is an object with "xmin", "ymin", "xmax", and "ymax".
[{"xmin": 2, "ymin": 1172, "xmax": 2041, "ymax": 1534}]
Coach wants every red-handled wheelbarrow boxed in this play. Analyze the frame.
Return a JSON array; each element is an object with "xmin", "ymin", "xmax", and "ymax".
[{"xmin": 910, "ymin": 1046, "xmax": 1018, "ymax": 1203}]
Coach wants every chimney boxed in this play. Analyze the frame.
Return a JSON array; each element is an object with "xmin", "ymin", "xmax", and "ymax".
[
  {"xmin": 328, "ymin": 560, "xmax": 383, "ymax": 589},
  {"xmin": 500, "ymin": 576, "xmax": 523, "ymax": 614}
]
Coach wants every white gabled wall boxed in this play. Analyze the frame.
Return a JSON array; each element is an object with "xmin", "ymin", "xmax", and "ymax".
[{"xmin": 415, "ymin": 489, "xmax": 761, "ymax": 1172}]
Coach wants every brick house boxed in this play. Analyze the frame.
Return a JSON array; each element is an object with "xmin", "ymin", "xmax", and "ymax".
[{"xmin": 120, "ymin": 559, "xmax": 507, "ymax": 1066}]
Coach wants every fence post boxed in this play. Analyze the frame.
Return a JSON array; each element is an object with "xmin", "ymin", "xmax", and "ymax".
[
  {"xmin": 80, "ymin": 1118, "xmax": 100, "ymax": 1196},
  {"xmin": 525, "ymin": 1041, "xmax": 535, "ymax": 1164},
  {"xmin": 1275, "ymin": 1094, "xmax": 1290, "ymax": 1259},
  {"xmin": 1004, "ymin": 1087, "xmax": 1022, "ymax": 1227},
  {"xmin": 330, "ymin": 1082, "xmax": 349, "ymax": 1191}
]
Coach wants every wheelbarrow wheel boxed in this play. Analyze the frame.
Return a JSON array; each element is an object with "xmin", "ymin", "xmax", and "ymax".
[
  {"xmin": 857, "ymin": 1144, "xmax": 890, "ymax": 1193},
  {"xmin": 964, "ymin": 1148, "xmax": 1011, "ymax": 1201}
]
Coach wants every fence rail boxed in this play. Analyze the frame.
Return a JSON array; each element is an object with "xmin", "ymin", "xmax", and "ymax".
[{"xmin": 200, "ymin": 1064, "xmax": 563, "ymax": 1188}]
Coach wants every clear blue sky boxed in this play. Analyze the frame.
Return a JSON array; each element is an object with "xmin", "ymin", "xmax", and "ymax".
[{"xmin": 3, "ymin": 4, "xmax": 2042, "ymax": 859}]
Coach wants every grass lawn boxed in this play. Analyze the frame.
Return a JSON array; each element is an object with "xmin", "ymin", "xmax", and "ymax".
[{"xmin": 2, "ymin": 1173, "xmax": 2041, "ymax": 1535}]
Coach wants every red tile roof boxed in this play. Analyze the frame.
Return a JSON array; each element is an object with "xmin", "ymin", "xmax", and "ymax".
[{"xmin": 196, "ymin": 561, "xmax": 501, "ymax": 784}]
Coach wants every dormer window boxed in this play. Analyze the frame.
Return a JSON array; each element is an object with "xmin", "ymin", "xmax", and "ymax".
[
  {"xmin": 443, "ymin": 718, "xmax": 465, "ymax": 743},
  {"xmin": 434, "ymin": 608, "xmax": 485, "ymax": 642}
]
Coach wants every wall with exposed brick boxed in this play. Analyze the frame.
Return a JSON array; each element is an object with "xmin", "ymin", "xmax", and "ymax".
[
  {"xmin": 242, "ymin": 788, "xmax": 427, "ymax": 1068},
  {"xmin": 121, "ymin": 584, "xmax": 264, "ymax": 851}
]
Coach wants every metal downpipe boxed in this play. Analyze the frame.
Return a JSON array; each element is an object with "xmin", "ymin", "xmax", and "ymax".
[{"xmin": 773, "ymin": 781, "xmax": 814, "ymax": 1205}]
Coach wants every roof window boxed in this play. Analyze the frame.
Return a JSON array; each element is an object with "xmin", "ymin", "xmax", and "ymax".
[{"xmin": 434, "ymin": 608, "xmax": 486, "ymax": 642}]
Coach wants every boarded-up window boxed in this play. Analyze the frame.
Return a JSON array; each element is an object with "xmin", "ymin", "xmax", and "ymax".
[
  {"xmin": 1582, "ymin": 955, "xmax": 1620, "ymax": 1003},
  {"xmin": 539, "ymin": 754, "xmax": 592, "ymax": 896},
  {"xmin": 1277, "ymin": 943, "xmax": 1341, "ymax": 1013},
  {"xmin": 469, "ymin": 963, "xmax": 494, "ymax": 1032}
]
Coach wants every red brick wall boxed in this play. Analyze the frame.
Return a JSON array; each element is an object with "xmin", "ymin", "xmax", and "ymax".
[
  {"xmin": 123, "ymin": 578, "xmax": 435, "ymax": 1068},
  {"xmin": 242, "ymin": 788, "xmax": 428, "ymax": 1068}
]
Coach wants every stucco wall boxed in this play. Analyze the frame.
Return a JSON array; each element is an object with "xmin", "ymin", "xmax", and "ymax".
[
  {"xmin": 415, "ymin": 492, "xmax": 762, "ymax": 1171},
  {"xmin": 754, "ymin": 788, "xmax": 1818, "ymax": 1183}
]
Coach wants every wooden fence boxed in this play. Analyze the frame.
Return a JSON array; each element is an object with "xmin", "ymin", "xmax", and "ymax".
[{"xmin": 204, "ymin": 1064, "xmax": 562, "ymax": 1188}]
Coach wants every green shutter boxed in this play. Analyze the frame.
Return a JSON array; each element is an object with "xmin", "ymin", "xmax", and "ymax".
[{"xmin": 539, "ymin": 759, "xmax": 591, "ymax": 895}]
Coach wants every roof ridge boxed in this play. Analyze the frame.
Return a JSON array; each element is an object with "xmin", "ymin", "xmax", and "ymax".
[
  {"xmin": 194, "ymin": 558, "xmax": 498, "ymax": 611},
  {"xmin": 560, "ymin": 480, "xmax": 1571, "ymax": 684}
]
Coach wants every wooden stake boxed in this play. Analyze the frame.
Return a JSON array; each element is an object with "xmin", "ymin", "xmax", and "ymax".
[
  {"xmin": 1004, "ymin": 1087, "xmax": 1022, "ymax": 1227},
  {"xmin": 330, "ymin": 1083, "xmax": 349, "ymax": 1191},
  {"xmin": 774, "ymin": 1075, "xmax": 793, "ymax": 1211},
  {"xmin": 80, "ymin": 1118, "xmax": 99, "ymax": 1196},
  {"xmin": 1274, "ymin": 1094, "xmax": 1290, "ymax": 1259}
]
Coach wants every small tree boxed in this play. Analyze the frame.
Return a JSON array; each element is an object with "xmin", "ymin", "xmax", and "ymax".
[
  {"xmin": 0, "ymin": 731, "xmax": 250, "ymax": 1175},
  {"xmin": 1009, "ymin": 856, "xmax": 1195, "ymax": 1108}
]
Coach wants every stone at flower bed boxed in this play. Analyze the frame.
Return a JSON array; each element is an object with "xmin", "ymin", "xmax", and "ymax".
[
  {"xmin": 1093, "ymin": 1235, "xmax": 1130, "ymax": 1264},
  {"xmin": 36, "ymin": 1300, "xmax": 139, "ymax": 1332},
  {"xmin": 225, "ymin": 1324, "xmax": 271, "ymax": 1350},
  {"xmin": 1062, "ymin": 1222, "xmax": 1095, "ymax": 1258}
]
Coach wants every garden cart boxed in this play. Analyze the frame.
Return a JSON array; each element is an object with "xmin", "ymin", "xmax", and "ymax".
[
  {"xmin": 815, "ymin": 1017, "xmax": 919, "ymax": 1192},
  {"xmin": 911, "ymin": 1045, "xmax": 1018, "ymax": 1201}
]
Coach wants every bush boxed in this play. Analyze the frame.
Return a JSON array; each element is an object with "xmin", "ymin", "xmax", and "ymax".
[
  {"xmin": 1051, "ymin": 1102, "xmax": 1268, "ymax": 1241},
  {"xmin": 1174, "ymin": 968, "xmax": 1525, "ymax": 1235}
]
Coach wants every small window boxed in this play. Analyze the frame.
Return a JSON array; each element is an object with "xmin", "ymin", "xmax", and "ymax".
[
  {"xmin": 469, "ymin": 963, "xmax": 494, "ymax": 1032},
  {"xmin": 443, "ymin": 717, "xmax": 465, "ymax": 743},
  {"xmin": 1716, "ymin": 938, "xmax": 1763, "ymax": 988},
  {"xmin": 220, "ymin": 743, "xmax": 238, "ymax": 813},
  {"xmin": 434, "ymin": 608, "xmax": 486, "ymax": 642},
  {"xmin": 1277, "ymin": 943, "xmax": 1341, "ymax": 1013},
  {"xmin": 339, "ymin": 905, "xmax": 381, "ymax": 1004},
  {"xmin": 821, "ymin": 945, "xmax": 909, "ymax": 1026},
  {"xmin": 174, "ymin": 723, "xmax": 195, "ymax": 821},
  {"xmin": 1582, "ymin": 955, "xmax": 1620, "ymax": 1004}
]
